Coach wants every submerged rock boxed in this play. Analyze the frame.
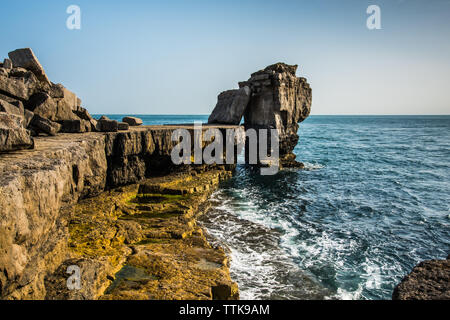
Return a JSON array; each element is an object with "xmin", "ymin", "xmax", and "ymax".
[{"xmin": 393, "ymin": 256, "xmax": 450, "ymax": 300}]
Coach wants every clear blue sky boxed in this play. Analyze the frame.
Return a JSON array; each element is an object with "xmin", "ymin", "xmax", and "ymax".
[{"xmin": 1, "ymin": 0, "xmax": 450, "ymax": 115}]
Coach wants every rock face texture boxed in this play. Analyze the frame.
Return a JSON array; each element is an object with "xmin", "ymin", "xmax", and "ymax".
[
  {"xmin": 0, "ymin": 113, "xmax": 34, "ymax": 152},
  {"xmin": 208, "ymin": 86, "xmax": 251, "ymax": 125},
  {"xmin": 8, "ymin": 49, "xmax": 51, "ymax": 85},
  {"xmin": 393, "ymin": 256, "xmax": 450, "ymax": 300},
  {"xmin": 0, "ymin": 125, "xmax": 241, "ymax": 300},
  {"xmin": 208, "ymin": 62, "xmax": 312, "ymax": 167}
]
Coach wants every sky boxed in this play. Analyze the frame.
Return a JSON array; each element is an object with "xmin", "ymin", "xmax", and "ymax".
[{"xmin": 1, "ymin": 0, "xmax": 450, "ymax": 115}]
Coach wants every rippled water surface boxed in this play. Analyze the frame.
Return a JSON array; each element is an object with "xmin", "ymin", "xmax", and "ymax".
[{"xmin": 103, "ymin": 115, "xmax": 450, "ymax": 300}]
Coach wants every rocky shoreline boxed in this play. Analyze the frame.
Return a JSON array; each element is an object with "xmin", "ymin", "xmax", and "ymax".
[
  {"xmin": 0, "ymin": 127, "xmax": 241, "ymax": 299},
  {"xmin": 1, "ymin": 48, "xmax": 447, "ymax": 300}
]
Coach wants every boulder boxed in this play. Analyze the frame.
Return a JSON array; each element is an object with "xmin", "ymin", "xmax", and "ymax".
[
  {"xmin": 208, "ymin": 86, "xmax": 251, "ymax": 125},
  {"xmin": 3, "ymin": 58, "xmax": 12, "ymax": 70},
  {"xmin": 24, "ymin": 110, "xmax": 34, "ymax": 127},
  {"xmin": 0, "ymin": 112, "xmax": 34, "ymax": 152},
  {"xmin": 8, "ymin": 48, "xmax": 51, "ymax": 85},
  {"xmin": 118, "ymin": 122, "xmax": 129, "ymax": 131},
  {"xmin": 29, "ymin": 114, "xmax": 61, "ymax": 136},
  {"xmin": 0, "ymin": 68, "xmax": 8, "ymax": 77},
  {"xmin": 0, "ymin": 99, "xmax": 24, "ymax": 117},
  {"xmin": 393, "ymin": 256, "xmax": 450, "ymax": 300},
  {"xmin": 122, "ymin": 116, "xmax": 143, "ymax": 126},
  {"xmin": 0, "ymin": 74, "xmax": 38, "ymax": 101},
  {"xmin": 99, "ymin": 119, "xmax": 118, "ymax": 132},
  {"xmin": 26, "ymin": 92, "xmax": 57, "ymax": 120},
  {"xmin": 99, "ymin": 115, "xmax": 110, "ymax": 121},
  {"xmin": 59, "ymin": 120, "xmax": 84, "ymax": 133}
]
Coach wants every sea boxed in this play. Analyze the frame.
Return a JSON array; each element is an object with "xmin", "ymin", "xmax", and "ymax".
[{"xmin": 101, "ymin": 114, "xmax": 450, "ymax": 300}]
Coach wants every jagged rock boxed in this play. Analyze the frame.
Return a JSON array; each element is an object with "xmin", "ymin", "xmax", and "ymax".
[
  {"xmin": 241, "ymin": 63, "xmax": 312, "ymax": 159},
  {"xmin": 9, "ymin": 67, "xmax": 29, "ymax": 78},
  {"xmin": 3, "ymin": 59, "xmax": 12, "ymax": 70},
  {"xmin": 24, "ymin": 109, "xmax": 34, "ymax": 127},
  {"xmin": 55, "ymin": 86, "xmax": 79, "ymax": 119},
  {"xmin": 393, "ymin": 256, "xmax": 450, "ymax": 300},
  {"xmin": 212, "ymin": 282, "xmax": 240, "ymax": 300},
  {"xmin": 73, "ymin": 106, "xmax": 91, "ymax": 121},
  {"xmin": 59, "ymin": 120, "xmax": 84, "ymax": 133},
  {"xmin": 30, "ymin": 114, "xmax": 61, "ymax": 136},
  {"xmin": 0, "ymin": 99, "xmax": 24, "ymax": 117},
  {"xmin": 48, "ymin": 83, "xmax": 65, "ymax": 99},
  {"xmin": 0, "ymin": 112, "xmax": 34, "ymax": 152},
  {"xmin": 208, "ymin": 86, "xmax": 251, "ymax": 125},
  {"xmin": 26, "ymin": 92, "xmax": 57, "ymax": 119},
  {"xmin": 0, "ymin": 68, "xmax": 7, "ymax": 77},
  {"xmin": 118, "ymin": 122, "xmax": 129, "ymax": 131},
  {"xmin": 122, "ymin": 116, "xmax": 143, "ymax": 126},
  {"xmin": 8, "ymin": 48, "xmax": 51, "ymax": 85},
  {"xmin": 99, "ymin": 115, "xmax": 110, "ymax": 121},
  {"xmin": 99, "ymin": 119, "xmax": 118, "ymax": 132},
  {"xmin": 0, "ymin": 73, "xmax": 38, "ymax": 101}
]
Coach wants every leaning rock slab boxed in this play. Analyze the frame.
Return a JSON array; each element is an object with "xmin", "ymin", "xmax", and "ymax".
[
  {"xmin": 8, "ymin": 48, "xmax": 51, "ymax": 85},
  {"xmin": 208, "ymin": 86, "xmax": 251, "ymax": 125},
  {"xmin": 0, "ymin": 112, "xmax": 34, "ymax": 152}
]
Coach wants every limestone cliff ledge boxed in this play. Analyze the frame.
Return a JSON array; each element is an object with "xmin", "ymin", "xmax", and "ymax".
[{"xmin": 0, "ymin": 125, "xmax": 241, "ymax": 300}]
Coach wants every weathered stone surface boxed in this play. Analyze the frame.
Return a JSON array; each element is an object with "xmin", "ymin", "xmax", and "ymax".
[
  {"xmin": 58, "ymin": 120, "xmax": 84, "ymax": 133},
  {"xmin": 23, "ymin": 109, "xmax": 34, "ymax": 128},
  {"xmin": 208, "ymin": 86, "xmax": 251, "ymax": 125},
  {"xmin": 30, "ymin": 114, "xmax": 61, "ymax": 136},
  {"xmin": 122, "ymin": 116, "xmax": 143, "ymax": 126},
  {"xmin": 0, "ymin": 99, "xmax": 23, "ymax": 117},
  {"xmin": 0, "ymin": 125, "xmax": 241, "ymax": 299},
  {"xmin": 393, "ymin": 256, "xmax": 450, "ymax": 300},
  {"xmin": 26, "ymin": 92, "xmax": 57, "ymax": 119},
  {"xmin": 0, "ymin": 74, "xmax": 37, "ymax": 101},
  {"xmin": 241, "ymin": 63, "xmax": 312, "ymax": 158},
  {"xmin": 118, "ymin": 122, "xmax": 129, "ymax": 131},
  {"xmin": 8, "ymin": 48, "xmax": 50, "ymax": 85},
  {"xmin": 0, "ymin": 132, "xmax": 108, "ymax": 299},
  {"xmin": 55, "ymin": 86, "xmax": 79, "ymax": 120},
  {"xmin": 0, "ymin": 113, "xmax": 34, "ymax": 152},
  {"xmin": 3, "ymin": 59, "xmax": 12, "ymax": 70},
  {"xmin": 99, "ymin": 119, "xmax": 118, "ymax": 132}
]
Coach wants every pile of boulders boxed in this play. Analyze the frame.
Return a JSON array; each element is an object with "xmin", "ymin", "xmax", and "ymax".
[{"xmin": 0, "ymin": 48, "xmax": 143, "ymax": 153}]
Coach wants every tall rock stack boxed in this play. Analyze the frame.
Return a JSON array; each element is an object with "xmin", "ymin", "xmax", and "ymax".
[{"xmin": 208, "ymin": 62, "xmax": 312, "ymax": 167}]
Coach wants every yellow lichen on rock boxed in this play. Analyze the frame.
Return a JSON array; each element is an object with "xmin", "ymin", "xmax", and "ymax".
[{"xmin": 45, "ymin": 169, "xmax": 239, "ymax": 300}]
